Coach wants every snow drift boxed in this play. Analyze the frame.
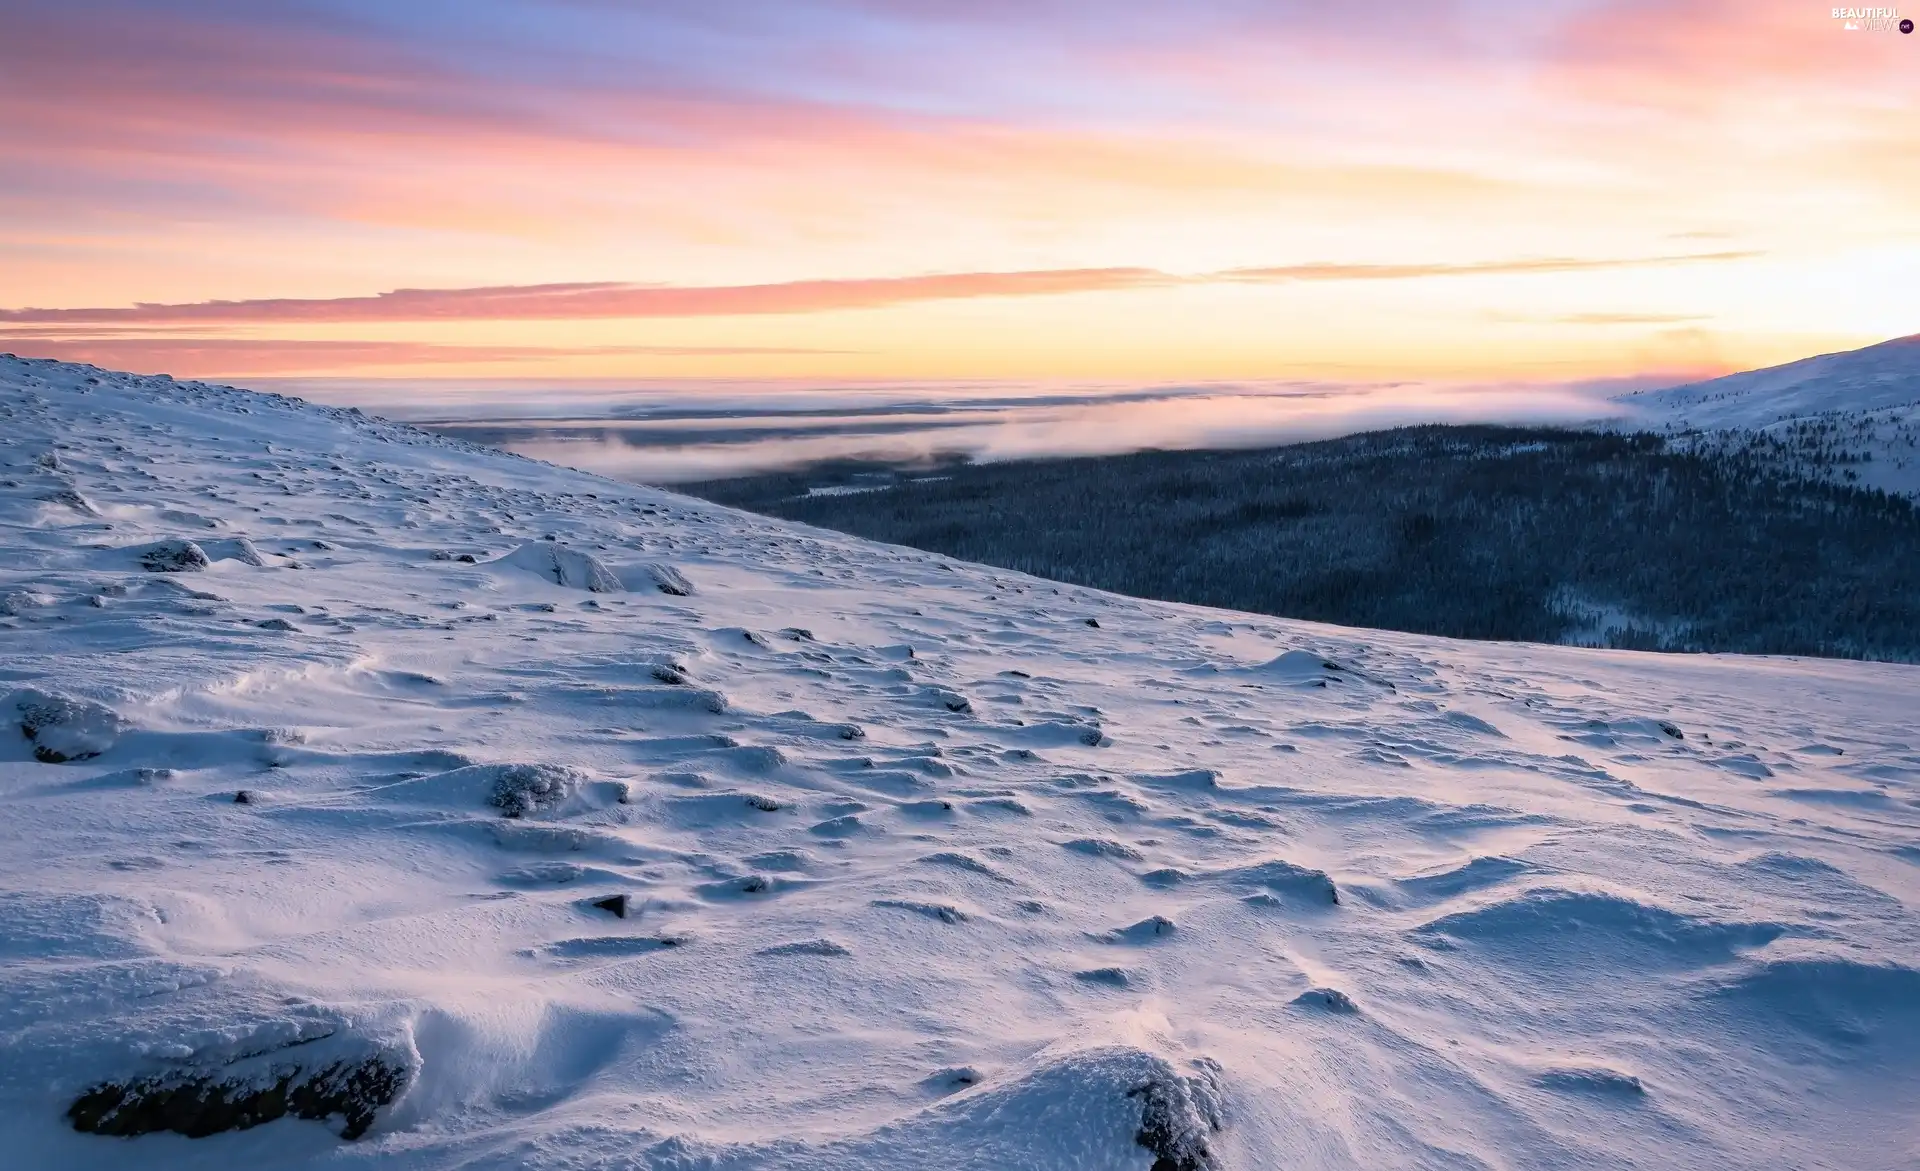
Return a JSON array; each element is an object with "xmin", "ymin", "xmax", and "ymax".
[{"xmin": 1, "ymin": 355, "xmax": 1917, "ymax": 1170}]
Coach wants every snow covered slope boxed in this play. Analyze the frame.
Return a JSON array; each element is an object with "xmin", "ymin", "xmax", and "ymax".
[
  {"xmin": 1616, "ymin": 334, "xmax": 1920, "ymax": 497},
  {"xmin": 3, "ymin": 354, "xmax": 1918, "ymax": 1170}
]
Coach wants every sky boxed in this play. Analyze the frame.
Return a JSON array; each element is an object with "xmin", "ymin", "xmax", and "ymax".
[{"xmin": 1, "ymin": 0, "xmax": 1915, "ymax": 386}]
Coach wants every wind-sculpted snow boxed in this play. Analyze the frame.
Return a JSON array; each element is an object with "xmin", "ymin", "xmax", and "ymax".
[{"xmin": 2, "ymin": 354, "xmax": 1919, "ymax": 1169}]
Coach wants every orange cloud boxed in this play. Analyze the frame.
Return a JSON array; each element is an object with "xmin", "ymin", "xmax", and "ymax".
[
  {"xmin": 1485, "ymin": 312, "xmax": 1716, "ymax": 326},
  {"xmin": 1219, "ymin": 252, "xmax": 1759, "ymax": 283},
  {"xmin": 1, "ymin": 252, "xmax": 1761, "ymax": 325}
]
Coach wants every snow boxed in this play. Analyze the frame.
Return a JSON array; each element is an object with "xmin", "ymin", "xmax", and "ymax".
[
  {"xmin": 2, "ymin": 353, "xmax": 1918, "ymax": 1169},
  {"xmin": 1617, "ymin": 333, "xmax": 1920, "ymax": 497},
  {"xmin": 1621, "ymin": 335, "xmax": 1920, "ymax": 429}
]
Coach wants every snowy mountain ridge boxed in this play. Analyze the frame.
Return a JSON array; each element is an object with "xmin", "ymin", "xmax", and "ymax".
[
  {"xmin": 3, "ymin": 355, "xmax": 1918, "ymax": 1170},
  {"xmin": 1616, "ymin": 333, "xmax": 1920, "ymax": 497}
]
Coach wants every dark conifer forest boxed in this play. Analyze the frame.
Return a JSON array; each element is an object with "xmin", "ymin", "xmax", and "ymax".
[{"xmin": 678, "ymin": 426, "xmax": 1920, "ymax": 662}]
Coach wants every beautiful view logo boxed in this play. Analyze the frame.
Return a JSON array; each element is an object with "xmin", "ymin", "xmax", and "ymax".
[{"xmin": 1830, "ymin": 5, "xmax": 1911, "ymax": 30}]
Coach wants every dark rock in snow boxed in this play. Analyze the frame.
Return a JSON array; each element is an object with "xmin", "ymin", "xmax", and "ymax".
[
  {"xmin": 920, "ymin": 1065, "xmax": 980, "ymax": 1092},
  {"xmin": 591, "ymin": 893, "xmax": 631, "ymax": 918},
  {"xmin": 1101, "ymin": 914, "xmax": 1177, "ymax": 943},
  {"xmin": 138, "ymin": 539, "xmax": 211, "ymax": 573},
  {"xmin": 12, "ymin": 688, "xmax": 124, "ymax": 763},
  {"xmin": 1293, "ymin": 987, "xmax": 1359, "ymax": 1013},
  {"xmin": 233, "ymin": 790, "xmax": 258, "ymax": 805},
  {"xmin": 646, "ymin": 563, "xmax": 695, "ymax": 596},
  {"xmin": 485, "ymin": 763, "xmax": 585, "ymax": 818},
  {"xmin": 1537, "ymin": 1066, "xmax": 1647, "ymax": 1096},
  {"xmin": 67, "ymin": 1051, "xmax": 408, "ymax": 1141},
  {"xmin": 1128, "ymin": 1060, "xmax": 1225, "ymax": 1171},
  {"xmin": 874, "ymin": 898, "xmax": 969, "ymax": 924},
  {"xmin": 38, "ymin": 485, "xmax": 99, "ymax": 514},
  {"xmin": 926, "ymin": 687, "xmax": 972, "ymax": 714}
]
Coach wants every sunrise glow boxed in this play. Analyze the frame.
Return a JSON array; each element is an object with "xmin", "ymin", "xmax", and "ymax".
[{"xmin": 2, "ymin": 0, "xmax": 1915, "ymax": 383}]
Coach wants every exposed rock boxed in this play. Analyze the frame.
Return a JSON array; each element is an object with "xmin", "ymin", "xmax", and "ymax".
[
  {"xmin": 12, "ymin": 688, "xmax": 124, "ymax": 763},
  {"xmin": 484, "ymin": 763, "xmax": 586, "ymax": 818},
  {"xmin": 646, "ymin": 563, "xmax": 695, "ymax": 596},
  {"xmin": 1293, "ymin": 987, "xmax": 1359, "ymax": 1013},
  {"xmin": 926, "ymin": 687, "xmax": 972, "ymax": 714},
  {"xmin": 138, "ymin": 539, "xmax": 211, "ymax": 573},
  {"xmin": 67, "ymin": 1051, "xmax": 408, "ymax": 1141},
  {"xmin": 1128, "ymin": 1058, "xmax": 1226, "ymax": 1171},
  {"xmin": 191, "ymin": 537, "xmax": 268, "ymax": 566},
  {"xmin": 1, "ymin": 588, "xmax": 55, "ymax": 617},
  {"xmin": 755, "ymin": 937, "xmax": 852, "ymax": 958},
  {"xmin": 1537, "ymin": 1065, "xmax": 1647, "ymax": 1096},
  {"xmin": 493, "ymin": 541, "xmax": 622, "ymax": 592},
  {"xmin": 38, "ymin": 485, "xmax": 99, "ymax": 515},
  {"xmin": 1095, "ymin": 915, "xmax": 1177, "ymax": 945},
  {"xmin": 591, "ymin": 893, "xmax": 631, "ymax": 918},
  {"xmin": 874, "ymin": 898, "xmax": 969, "ymax": 923}
]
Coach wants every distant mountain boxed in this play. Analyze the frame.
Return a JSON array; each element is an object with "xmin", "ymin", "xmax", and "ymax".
[
  {"xmin": 1617, "ymin": 333, "xmax": 1920, "ymax": 498},
  {"xmin": 1620, "ymin": 334, "xmax": 1920, "ymax": 427}
]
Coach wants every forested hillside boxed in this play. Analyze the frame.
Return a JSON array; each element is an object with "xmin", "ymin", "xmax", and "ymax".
[{"xmin": 681, "ymin": 426, "xmax": 1920, "ymax": 661}]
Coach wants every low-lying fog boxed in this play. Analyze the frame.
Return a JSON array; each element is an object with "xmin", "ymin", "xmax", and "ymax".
[{"xmin": 254, "ymin": 376, "xmax": 1657, "ymax": 483}]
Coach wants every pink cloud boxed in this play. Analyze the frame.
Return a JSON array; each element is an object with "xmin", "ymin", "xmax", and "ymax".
[
  {"xmin": 0, "ymin": 337, "xmax": 851, "ymax": 376},
  {"xmin": 0, "ymin": 271, "xmax": 1169, "ymax": 324}
]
